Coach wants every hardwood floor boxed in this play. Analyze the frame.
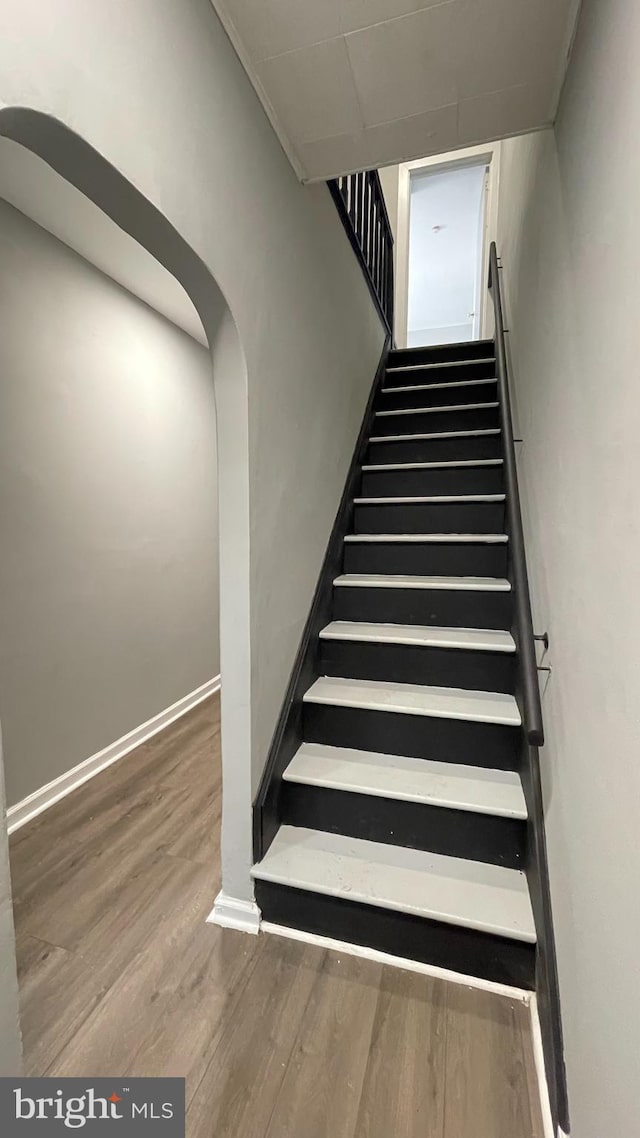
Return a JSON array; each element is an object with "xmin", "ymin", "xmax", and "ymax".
[{"xmin": 9, "ymin": 695, "xmax": 545, "ymax": 1137}]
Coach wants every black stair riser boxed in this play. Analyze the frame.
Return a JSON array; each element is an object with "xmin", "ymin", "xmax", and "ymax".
[
  {"xmin": 385, "ymin": 359, "xmax": 497, "ymax": 387},
  {"xmin": 353, "ymin": 500, "xmax": 505, "ymax": 535},
  {"xmin": 303, "ymin": 703, "xmax": 520, "ymax": 770},
  {"xmin": 254, "ymin": 880, "xmax": 535, "ymax": 989},
  {"xmin": 319, "ymin": 639, "xmax": 516, "ymax": 693},
  {"xmin": 388, "ymin": 342, "xmax": 494, "ymax": 369},
  {"xmin": 281, "ymin": 783, "xmax": 526, "ymax": 868},
  {"xmin": 343, "ymin": 541, "xmax": 508, "ymax": 577},
  {"xmin": 366, "ymin": 434, "xmax": 503, "ymax": 465},
  {"xmin": 377, "ymin": 380, "xmax": 497, "ymax": 411},
  {"xmin": 373, "ymin": 405, "xmax": 499, "ymax": 437},
  {"xmin": 360, "ymin": 465, "xmax": 504, "ymax": 498},
  {"xmin": 332, "ymin": 586, "xmax": 512, "ymax": 630}
]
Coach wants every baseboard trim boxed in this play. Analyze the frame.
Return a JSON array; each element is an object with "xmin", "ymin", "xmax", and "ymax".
[
  {"xmin": 260, "ymin": 920, "xmax": 531, "ymax": 1003},
  {"xmin": 530, "ymin": 994, "xmax": 557, "ymax": 1138},
  {"xmin": 207, "ymin": 890, "xmax": 261, "ymax": 935},
  {"xmin": 7, "ymin": 675, "xmax": 221, "ymax": 834}
]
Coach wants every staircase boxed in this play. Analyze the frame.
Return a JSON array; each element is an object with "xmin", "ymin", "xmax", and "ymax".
[{"xmin": 252, "ymin": 337, "xmax": 537, "ymax": 989}]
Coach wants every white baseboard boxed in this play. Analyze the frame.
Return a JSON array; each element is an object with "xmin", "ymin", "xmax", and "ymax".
[
  {"xmin": 207, "ymin": 890, "xmax": 261, "ymax": 935},
  {"xmin": 261, "ymin": 921, "xmax": 531, "ymax": 1003},
  {"xmin": 530, "ymin": 994, "xmax": 557, "ymax": 1138},
  {"xmin": 7, "ymin": 675, "xmax": 220, "ymax": 834}
]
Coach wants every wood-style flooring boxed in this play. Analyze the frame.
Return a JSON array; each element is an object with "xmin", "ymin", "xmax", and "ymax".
[{"xmin": 10, "ymin": 695, "xmax": 545, "ymax": 1138}]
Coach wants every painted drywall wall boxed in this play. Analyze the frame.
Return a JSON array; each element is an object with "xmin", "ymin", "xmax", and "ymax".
[
  {"xmin": 496, "ymin": 3, "xmax": 640, "ymax": 1133},
  {"xmin": 0, "ymin": 199, "xmax": 219, "ymax": 806},
  {"xmin": 0, "ymin": 728, "xmax": 21, "ymax": 1075},
  {"xmin": 0, "ymin": 0, "xmax": 384, "ymax": 909},
  {"xmin": 0, "ymin": 137, "xmax": 207, "ymax": 346}
]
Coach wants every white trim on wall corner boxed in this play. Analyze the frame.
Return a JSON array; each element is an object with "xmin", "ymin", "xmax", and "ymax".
[
  {"xmin": 6, "ymin": 675, "xmax": 221, "ymax": 834},
  {"xmin": 530, "ymin": 995, "xmax": 557, "ymax": 1138},
  {"xmin": 207, "ymin": 890, "xmax": 261, "ymax": 935}
]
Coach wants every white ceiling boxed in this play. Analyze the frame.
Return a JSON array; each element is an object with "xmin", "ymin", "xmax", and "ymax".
[
  {"xmin": 0, "ymin": 138, "xmax": 207, "ymax": 346},
  {"xmin": 213, "ymin": 0, "xmax": 581, "ymax": 182}
]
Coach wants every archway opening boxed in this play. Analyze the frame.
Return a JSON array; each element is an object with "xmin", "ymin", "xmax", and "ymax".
[{"xmin": 0, "ymin": 109, "xmax": 253, "ymax": 1076}]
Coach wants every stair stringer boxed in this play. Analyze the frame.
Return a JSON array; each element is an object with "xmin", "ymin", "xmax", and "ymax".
[{"xmin": 252, "ymin": 336, "xmax": 391, "ymax": 862}]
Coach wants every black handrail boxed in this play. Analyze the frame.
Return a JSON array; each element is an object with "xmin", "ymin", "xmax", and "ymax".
[
  {"xmin": 488, "ymin": 242, "xmax": 544, "ymax": 746},
  {"xmin": 328, "ymin": 170, "xmax": 394, "ymax": 336}
]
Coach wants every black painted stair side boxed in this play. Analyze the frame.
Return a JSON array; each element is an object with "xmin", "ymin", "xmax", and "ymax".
[{"xmin": 252, "ymin": 337, "xmax": 392, "ymax": 862}]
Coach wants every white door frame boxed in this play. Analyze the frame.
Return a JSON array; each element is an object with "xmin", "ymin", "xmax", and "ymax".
[{"xmin": 394, "ymin": 142, "xmax": 502, "ymax": 349}]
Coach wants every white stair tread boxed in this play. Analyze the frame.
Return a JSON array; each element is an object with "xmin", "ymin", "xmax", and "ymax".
[
  {"xmin": 252, "ymin": 826, "xmax": 535, "ymax": 943},
  {"xmin": 319, "ymin": 621, "xmax": 515, "ymax": 653},
  {"xmin": 376, "ymin": 402, "xmax": 499, "ymax": 418},
  {"xmin": 344, "ymin": 532, "xmax": 508, "ymax": 544},
  {"xmin": 284, "ymin": 742, "xmax": 527, "ymax": 819},
  {"xmin": 369, "ymin": 428, "xmax": 500, "ymax": 442},
  {"xmin": 304, "ymin": 676, "xmax": 521, "ymax": 727},
  {"xmin": 382, "ymin": 377, "xmax": 496, "ymax": 394},
  {"xmin": 333, "ymin": 573, "xmax": 511, "ymax": 592},
  {"xmin": 387, "ymin": 358, "xmax": 496, "ymax": 372},
  {"xmin": 362, "ymin": 459, "xmax": 503, "ymax": 471},
  {"xmin": 354, "ymin": 494, "xmax": 505, "ymax": 504}
]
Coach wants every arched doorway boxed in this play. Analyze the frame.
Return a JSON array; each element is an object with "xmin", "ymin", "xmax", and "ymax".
[{"xmin": 0, "ymin": 107, "xmax": 254, "ymax": 1074}]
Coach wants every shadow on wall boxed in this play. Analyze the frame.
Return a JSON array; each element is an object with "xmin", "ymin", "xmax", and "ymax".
[{"xmin": 0, "ymin": 105, "xmax": 254, "ymax": 1071}]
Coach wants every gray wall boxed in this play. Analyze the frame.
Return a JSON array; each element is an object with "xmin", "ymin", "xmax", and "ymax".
[
  {"xmin": 0, "ymin": 200, "xmax": 219, "ymax": 807},
  {"xmin": 496, "ymin": 3, "xmax": 640, "ymax": 1134},
  {"xmin": 0, "ymin": 0, "xmax": 385, "ymax": 906}
]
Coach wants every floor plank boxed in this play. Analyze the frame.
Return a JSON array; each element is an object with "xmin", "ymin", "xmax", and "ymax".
[
  {"xmin": 354, "ymin": 966, "xmax": 447, "ymax": 1138},
  {"xmin": 443, "ymin": 985, "xmax": 537, "ymax": 1138},
  {"xmin": 10, "ymin": 694, "xmax": 544, "ymax": 1137},
  {"xmin": 264, "ymin": 950, "xmax": 383, "ymax": 1138},
  {"xmin": 186, "ymin": 933, "xmax": 321, "ymax": 1138},
  {"xmin": 127, "ymin": 923, "xmax": 265, "ymax": 1100},
  {"xmin": 49, "ymin": 859, "xmax": 215, "ymax": 1074},
  {"xmin": 15, "ymin": 933, "xmax": 107, "ymax": 1077}
]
